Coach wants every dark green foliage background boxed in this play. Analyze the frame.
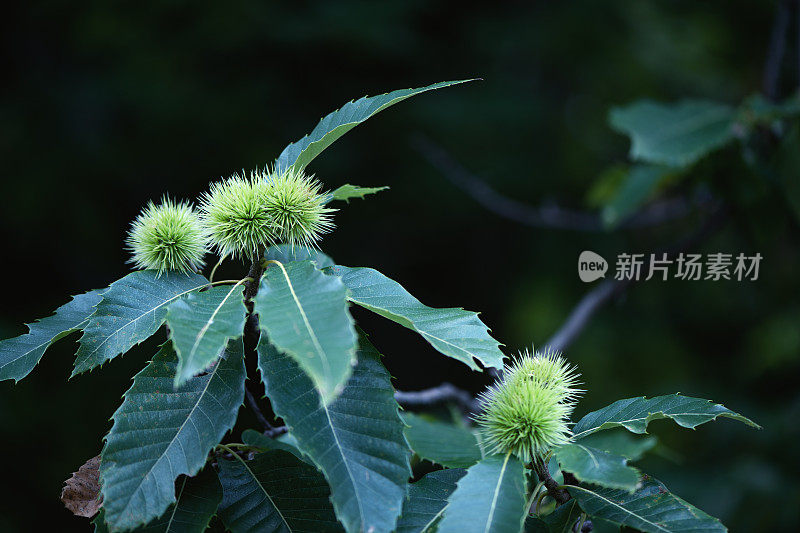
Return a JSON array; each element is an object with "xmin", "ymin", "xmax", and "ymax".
[{"xmin": 0, "ymin": 1, "xmax": 797, "ymax": 531}]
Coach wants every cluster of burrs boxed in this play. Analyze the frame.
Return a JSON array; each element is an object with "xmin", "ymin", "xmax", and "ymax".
[
  {"xmin": 475, "ymin": 347, "xmax": 583, "ymax": 461},
  {"xmin": 125, "ymin": 167, "xmax": 334, "ymax": 275}
]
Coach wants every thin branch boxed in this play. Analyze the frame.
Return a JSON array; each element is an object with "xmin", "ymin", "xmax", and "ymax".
[
  {"xmin": 394, "ymin": 382, "xmax": 481, "ymax": 414},
  {"xmin": 240, "ymin": 254, "xmax": 288, "ymax": 438},
  {"xmin": 244, "ymin": 387, "xmax": 288, "ymax": 438},
  {"xmin": 763, "ymin": 0, "xmax": 792, "ymax": 100},
  {"xmin": 411, "ymin": 135, "xmax": 696, "ymax": 232},
  {"xmin": 544, "ymin": 279, "xmax": 630, "ymax": 353},
  {"xmin": 543, "ymin": 204, "xmax": 727, "ymax": 353},
  {"xmin": 245, "ymin": 386, "xmax": 273, "ymax": 431}
]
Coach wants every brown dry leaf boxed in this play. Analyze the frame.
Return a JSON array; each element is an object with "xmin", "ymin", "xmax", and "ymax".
[{"xmin": 61, "ymin": 455, "xmax": 103, "ymax": 518}]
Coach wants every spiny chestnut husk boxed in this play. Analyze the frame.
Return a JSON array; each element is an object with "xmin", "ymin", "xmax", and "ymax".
[
  {"xmin": 126, "ymin": 197, "xmax": 207, "ymax": 275},
  {"xmin": 475, "ymin": 349, "xmax": 582, "ymax": 461}
]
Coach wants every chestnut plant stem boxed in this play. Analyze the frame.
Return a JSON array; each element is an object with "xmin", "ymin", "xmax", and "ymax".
[
  {"xmin": 533, "ymin": 458, "xmax": 571, "ymax": 506},
  {"xmin": 241, "ymin": 252, "xmax": 289, "ymax": 438}
]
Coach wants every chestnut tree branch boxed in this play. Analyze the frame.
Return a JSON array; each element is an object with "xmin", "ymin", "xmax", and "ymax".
[{"xmin": 411, "ymin": 135, "xmax": 697, "ymax": 232}]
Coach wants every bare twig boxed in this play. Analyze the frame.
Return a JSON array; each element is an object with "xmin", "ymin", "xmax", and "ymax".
[
  {"xmin": 245, "ymin": 387, "xmax": 274, "ymax": 431},
  {"xmin": 544, "ymin": 279, "xmax": 630, "ymax": 353},
  {"xmin": 240, "ymin": 255, "xmax": 288, "ymax": 438},
  {"xmin": 394, "ymin": 382, "xmax": 481, "ymax": 414},
  {"xmin": 763, "ymin": 0, "xmax": 792, "ymax": 100},
  {"xmin": 412, "ymin": 135, "xmax": 696, "ymax": 231},
  {"xmin": 542, "ymin": 204, "xmax": 727, "ymax": 353}
]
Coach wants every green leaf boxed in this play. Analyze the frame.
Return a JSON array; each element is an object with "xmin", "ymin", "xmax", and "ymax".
[
  {"xmin": 401, "ymin": 412, "xmax": 482, "ymax": 468},
  {"xmin": 601, "ymin": 165, "xmax": 675, "ymax": 227},
  {"xmin": 166, "ymin": 284, "xmax": 247, "ymax": 387},
  {"xmin": 554, "ymin": 443, "xmax": 639, "ymax": 492},
  {"xmin": 572, "ymin": 394, "xmax": 760, "ymax": 440},
  {"xmin": 437, "ymin": 453, "xmax": 527, "ymax": 533},
  {"xmin": 100, "ymin": 340, "xmax": 245, "ymax": 531},
  {"xmin": 396, "ymin": 468, "xmax": 466, "ymax": 533},
  {"xmin": 257, "ymin": 332, "xmax": 411, "ymax": 533},
  {"xmin": 240, "ymin": 429, "xmax": 310, "ymax": 464},
  {"xmin": 576, "ymin": 430, "xmax": 657, "ymax": 461},
  {"xmin": 329, "ymin": 184, "xmax": 389, "ymax": 203},
  {"xmin": 73, "ymin": 271, "xmax": 208, "ymax": 375},
  {"xmin": 609, "ymin": 99, "xmax": 735, "ymax": 167},
  {"xmin": 275, "ymin": 80, "xmax": 474, "ymax": 172},
  {"xmin": 567, "ymin": 475, "xmax": 726, "ymax": 532},
  {"xmin": 328, "ymin": 265, "xmax": 504, "ymax": 371},
  {"xmin": 254, "ymin": 260, "xmax": 356, "ymax": 403},
  {"xmin": 217, "ymin": 450, "xmax": 342, "ymax": 533},
  {"xmin": 540, "ymin": 500, "xmax": 582, "ymax": 533},
  {"xmin": 264, "ymin": 245, "xmax": 334, "ymax": 268},
  {"xmin": 0, "ymin": 289, "xmax": 102, "ymax": 382},
  {"xmin": 94, "ymin": 468, "xmax": 223, "ymax": 533}
]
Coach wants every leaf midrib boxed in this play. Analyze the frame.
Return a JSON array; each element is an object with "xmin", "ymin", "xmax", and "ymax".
[
  {"xmin": 484, "ymin": 453, "xmax": 511, "ymax": 533},
  {"xmin": 320, "ymin": 397, "xmax": 365, "ymax": 529},
  {"xmin": 573, "ymin": 411, "xmax": 732, "ymax": 439},
  {"xmin": 113, "ymin": 355, "xmax": 223, "ymax": 519},
  {"xmin": 228, "ymin": 452, "xmax": 291, "ymax": 530},
  {"xmin": 566, "ymin": 484, "xmax": 669, "ymax": 532},
  {"xmin": 84, "ymin": 283, "xmax": 203, "ymax": 359},
  {"xmin": 187, "ymin": 282, "xmax": 244, "ymax": 365},
  {"xmin": 270, "ymin": 262, "xmax": 332, "ymax": 387}
]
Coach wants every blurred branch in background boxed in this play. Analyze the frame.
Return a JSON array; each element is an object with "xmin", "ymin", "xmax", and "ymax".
[
  {"xmin": 394, "ymin": 382, "xmax": 481, "ymax": 414},
  {"xmin": 411, "ymin": 134, "xmax": 701, "ymax": 231},
  {"xmin": 398, "ymin": 133, "xmax": 727, "ymax": 409},
  {"xmin": 763, "ymin": 0, "xmax": 792, "ymax": 100}
]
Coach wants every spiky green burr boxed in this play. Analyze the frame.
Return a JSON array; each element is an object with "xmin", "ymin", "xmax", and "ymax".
[
  {"xmin": 475, "ymin": 349, "xmax": 582, "ymax": 461},
  {"xmin": 126, "ymin": 197, "xmax": 207, "ymax": 275},
  {"xmin": 199, "ymin": 173, "xmax": 275, "ymax": 260},
  {"xmin": 262, "ymin": 167, "xmax": 335, "ymax": 249}
]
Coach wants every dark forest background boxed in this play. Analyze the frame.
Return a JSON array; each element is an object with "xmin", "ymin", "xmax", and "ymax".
[{"xmin": 1, "ymin": 1, "xmax": 798, "ymax": 531}]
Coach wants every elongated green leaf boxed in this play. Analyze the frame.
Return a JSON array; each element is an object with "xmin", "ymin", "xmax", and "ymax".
[
  {"xmin": 554, "ymin": 443, "xmax": 639, "ymax": 492},
  {"xmin": 438, "ymin": 453, "xmax": 527, "ymax": 533},
  {"xmin": 264, "ymin": 245, "xmax": 334, "ymax": 268},
  {"xmin": 217, "ymin": 450, "xmax": 342, "ymax": 533},
  {"xmin": 100, "ymin": 340, "xmax": 245, "ymax": 531},
  {"xmin": 275, "ymin": 80, "xmax": 473, "ymax": 172},
  {"xmin": 576, "ymin": 430, "xmax": 657, "ymax": 461},
  {"xmin": 401, "ymin": 412, "xmax": 482, "ymax": 468},
  {"xmin": 567, "ymin": 476, "xmax": 726, "ymax": 532},
  {"xmin": 328, "ymin": 266, "xmax": 504, "ymax": 371},
  {"xmin": 609, "ymin": 99, "xmax": 735, "ymax": 167},
  {"xmin": 396, "ymin": 468, "xmax": 466, "ymax": 533},
  {"xmin": 94, "ymin": 468, "xmax": 223, "ymax": 533},
  {"xmin": 601, "ymin": 165, "xmax": 675, "ymax": 227},
  {"xmin": 257, "ymin": 333, "xmax": 411, "ymax": 533},
  {"xmin": 329, "ymin": 184, "xmax": 389, "ymax": 203},
  {"xmin": 167, "ymin": 284, "xmax": 247, "ymax": 387},
  {"xmin": 572, "ymin": 394, "xmax": 760, "ymax": 440},
  {"xmin": 73, "ymin": 271, "xmax": 208, "ymax": 375},
  {"xmin": 254, "ymin": 261, "xmax": 356, "ymax": 403},
  {"xmin": 0, "ymin": 289, "xmax": 102, "ymax": 382}
]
